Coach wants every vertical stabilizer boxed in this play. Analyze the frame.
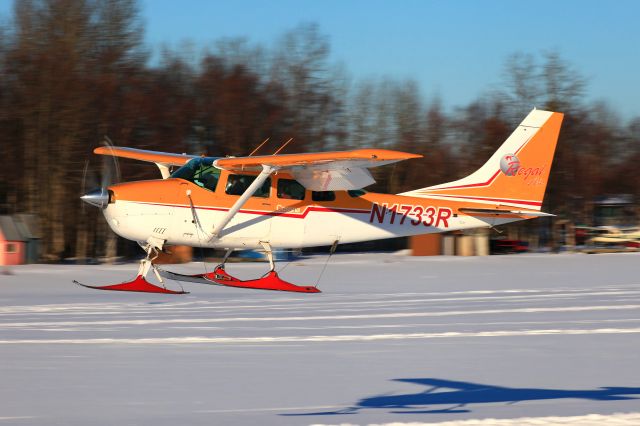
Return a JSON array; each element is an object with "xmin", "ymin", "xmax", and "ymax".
[{"xmin": 401, "ymin": 109, "xmax": 563, "ymax": 210}]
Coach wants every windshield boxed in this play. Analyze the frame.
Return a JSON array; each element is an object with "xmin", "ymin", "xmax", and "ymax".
[{"xmin": 171, "ymin": 157, "xmax": 221, "ymax": 192}]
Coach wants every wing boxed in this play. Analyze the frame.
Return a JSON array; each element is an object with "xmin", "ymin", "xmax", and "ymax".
[
  {"xmin": 93, "ymin": 146, "xmax": 198, "ymax": 178},
  {"xmin": 395, "ymin": 378, "xmax": 502, "ymax": 391},
  {"xmin": 94, "ymin": 146, "xmax": 196, "ymax": 166},
  {"xmin": 214, "ymin": 149, "xmax": 422, "ymax": 191}
]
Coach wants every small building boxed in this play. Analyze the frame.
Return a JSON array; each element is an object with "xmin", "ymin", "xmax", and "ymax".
[
  {"xmin": 0, "ymin": 216, "xmax": 27, "ymax": 265},
  {"xmin": 410, "ymin": 233, "xmax": 441, "ymax": 256},
  {"xmin": 592, "ymin": 195, "xmax": 637, "ymax": 228},
  {"xmin": 153, "ymin": 245, "xmax": 193, "ymax": 264},
  {"xmin": 14, "ymin": 214, "xmax": 41, "ymax": 263},
  {"xmin": 411, "ymin": 230, "xmax": 490, "ymax": 256}
]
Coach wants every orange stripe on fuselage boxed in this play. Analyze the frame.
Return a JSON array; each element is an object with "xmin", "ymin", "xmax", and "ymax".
[
  {"xmin": 131, "ymin": 201, "xmax": 370, "ymax": 219},
  {"xmin": 108, "ymin": 170, "xmax": 535, "ymax": 224}
]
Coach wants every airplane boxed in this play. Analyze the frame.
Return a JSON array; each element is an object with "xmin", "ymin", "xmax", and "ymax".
[
  {"xmin": 281, "ymin": 378, "xmax": 640, "ymax": 416},
  {"xmin": 76, "ymin": 108, "xmax": 563, "ymax": 294}
]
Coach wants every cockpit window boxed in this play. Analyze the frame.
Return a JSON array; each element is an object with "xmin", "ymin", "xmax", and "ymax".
[
  {"xmin": 225, "ymin": 174, "xmax": 271, "ymax": 198},
  {"xmin": 171, "ymin": 157, "xmax": 221, "ymax": 192},
  {"xmin": 277, "ymin": 179, "xmax": 305, "ymax": 200},
  {"xmin": 312, "ymin": 191, "xmax": 336, "ymax": 202}
]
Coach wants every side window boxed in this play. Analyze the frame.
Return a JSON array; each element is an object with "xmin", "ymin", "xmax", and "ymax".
[
  {"xmin": 348, "ymin": 189, "xmax": 366, "ymax": 197},
  {"xmin": 277, "ymin": 179, "xmax": 305, "ymax": 200},
  {"xmin": 312, "ymin": 191, "xmax": 336, "ymax": 202},
  {"xmin": 225, "ymin": 174, "xmax": 271, "ymax": 198}
]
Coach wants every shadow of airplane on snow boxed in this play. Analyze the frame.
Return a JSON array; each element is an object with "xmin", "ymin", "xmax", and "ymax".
[{"xmin": 281, "ymin": 378, "xmax": 640, "ymax": 416}]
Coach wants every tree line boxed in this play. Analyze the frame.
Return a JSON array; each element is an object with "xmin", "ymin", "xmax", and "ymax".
[{"xmin": 0, "ymin": 0, "xmax": 638, "ymax": 260}]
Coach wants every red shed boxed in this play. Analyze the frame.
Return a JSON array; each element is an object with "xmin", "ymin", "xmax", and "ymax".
[{"xmin": 0, "ymin": 216, "xmax": 26, "ymax": 265}]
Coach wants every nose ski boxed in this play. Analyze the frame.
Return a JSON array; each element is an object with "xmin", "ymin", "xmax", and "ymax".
[
  {"xmin": 73, "ymin": 240, "xmax": 189, "ymax": 294},
  {"xmin": 73, "ymin": 275, "xmax": 188, "ymax": 294}
]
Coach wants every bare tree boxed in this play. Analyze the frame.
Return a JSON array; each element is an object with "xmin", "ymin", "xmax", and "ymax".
[
  {"xmin": 541, "ymin": 51, "xmax": 586, "ymax": 113},
  {"xmin": 502, "ymin": 52, "xmax": 541, "ymax": 120},
  {"xmin": 270, "ymin": 23, "xmax": 337, "ymax": 152}
]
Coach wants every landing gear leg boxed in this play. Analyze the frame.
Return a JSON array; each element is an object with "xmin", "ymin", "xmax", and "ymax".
[
  {"xmin": 139, "ymin": 243, "xmax": 161, "ymax": 282},
  {"xmin": 207, "ymin": 242, "xmax": 320, "ymax": 293},
  {"xmin": 259, "ymin": 241, "xmax": 275, "ymax": 272},
  {"xmin": 217, "ymin": 248, "xmax": 234, "ymax": 269}
]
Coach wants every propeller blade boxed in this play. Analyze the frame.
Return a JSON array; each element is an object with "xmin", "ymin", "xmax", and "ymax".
[{"xmin": 100, "ymin": 137, "xmax": 121, "ymax": 188}]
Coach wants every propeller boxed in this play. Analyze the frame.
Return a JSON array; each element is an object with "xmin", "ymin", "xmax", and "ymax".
[{"xmin": 80, "ymin": 137, "xmax": 121, "ymax": 209}]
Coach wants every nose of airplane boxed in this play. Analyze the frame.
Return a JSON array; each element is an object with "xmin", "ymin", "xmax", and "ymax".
[{"xmin": 80, "ymin": 187, "xmax": 111, "ymax": 209}]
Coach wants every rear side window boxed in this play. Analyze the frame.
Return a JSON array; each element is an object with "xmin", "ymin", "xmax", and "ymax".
[
  {"xmin": 225, "ymin": 174, "xmax": 271, "ymax": 198},
  {"xmin": 312, "ymin": 191, "xmax": 336, "ymax": 202},
  {"xmin": 348, "ymin": 189, "xmax": 366, "ymax": 197},
  {"xmin": 277, "ymin": 179, "xmax": 305, "ymax": 200}
]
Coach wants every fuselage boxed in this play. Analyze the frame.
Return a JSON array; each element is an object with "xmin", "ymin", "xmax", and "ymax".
[{"xmin": 102, "ymin": 169, "xmax": 524, "ymax": 250}]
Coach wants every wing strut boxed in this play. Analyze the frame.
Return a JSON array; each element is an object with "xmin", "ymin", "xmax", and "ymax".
[{"xmin": 211, "ymin": 164, "xmax": 277, "ymax": 239}]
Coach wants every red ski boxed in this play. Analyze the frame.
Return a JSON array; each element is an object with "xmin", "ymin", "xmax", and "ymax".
[
  {"xmin": 74, "ymin": 275, "xmax": 189, "ymax": 294},
  {"xmin": 158, "ymin": 266, "xmax": 320, "ymax": 293}
]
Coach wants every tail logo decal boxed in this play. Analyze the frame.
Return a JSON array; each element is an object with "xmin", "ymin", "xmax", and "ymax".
[{"xmin": 500, "ymin": 154, "xmax": 521, "ymax": 176}]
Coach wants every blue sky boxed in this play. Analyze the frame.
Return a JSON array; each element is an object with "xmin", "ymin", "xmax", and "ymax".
[{"xmin": 1, "ymin": 0, "xmax": 639, "ymax": 119}]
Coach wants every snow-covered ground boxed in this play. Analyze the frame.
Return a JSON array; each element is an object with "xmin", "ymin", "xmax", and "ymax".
[{"xmin": 0, "ymin": 252, "xmax": 639, "ymax": 426}]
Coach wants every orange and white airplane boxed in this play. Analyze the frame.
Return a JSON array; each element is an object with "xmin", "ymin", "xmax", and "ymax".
[{"xmin": 77, "ymin": 109, "xmax": 563, "ymax": 294}]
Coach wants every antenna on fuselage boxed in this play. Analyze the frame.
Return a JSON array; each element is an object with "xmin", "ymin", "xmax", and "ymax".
[
  {"xmin": 273, "ymin": 137, "xmax": 294, "ymax": 155},
  {"xmin": 248, "ymin": 138, "xmax": 270, "ymax": 157}
]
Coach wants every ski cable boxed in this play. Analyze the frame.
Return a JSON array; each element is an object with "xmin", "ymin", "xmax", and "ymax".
[
  {"xmin": 314, "ymin": 239, "xmax": 339, "ymax": 289},
  {"xmin": 186, "ymin": 190, "xmax": 211, "ymax": 277}
]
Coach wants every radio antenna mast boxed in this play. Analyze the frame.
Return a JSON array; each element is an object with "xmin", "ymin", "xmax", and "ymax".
[
  {"xmin": 273, "ymin": 138, "xmax": 293, "ymax": 155},
  {"xmin": 248, "ymin": 138, "xmax": 270, "ymax": 157}
]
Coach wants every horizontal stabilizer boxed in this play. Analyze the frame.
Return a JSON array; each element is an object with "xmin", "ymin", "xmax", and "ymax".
[{"xmin": 459, "ymin": 208, "xmax": 555, "ymax": 217}]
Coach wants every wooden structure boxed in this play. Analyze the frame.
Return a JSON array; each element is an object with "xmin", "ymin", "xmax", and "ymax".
[{"xmin": 0, "ymin": 216, "xmax": 26, "ymax": 265}]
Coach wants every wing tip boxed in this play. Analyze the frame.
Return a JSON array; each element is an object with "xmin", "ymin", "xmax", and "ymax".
[{"xmin": 93, "ymin": 146, "xmax": 115, "ymax": 155}]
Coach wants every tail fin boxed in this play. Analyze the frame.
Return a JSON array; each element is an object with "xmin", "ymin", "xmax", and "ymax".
[{"xmin": 401, "ymin": 109, "xmax": 564, "ymax": 211}]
